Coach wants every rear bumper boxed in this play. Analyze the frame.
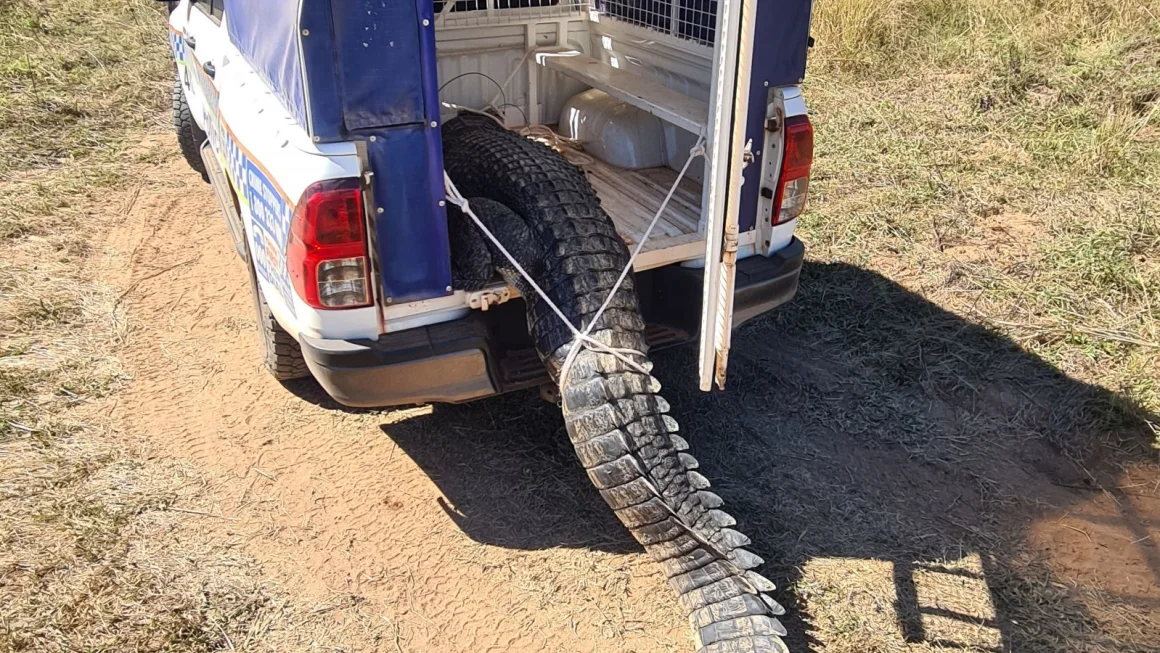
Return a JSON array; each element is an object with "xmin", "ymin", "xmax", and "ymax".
[
  {"xmin": 302, "ymin": 238, "xmax": 805, "ymax": 408},
  {"xmin": 641, "ymin": 236, "xmax": 805, "ymax": 339},
  {"xmin": 299, "ymin": 317, "xmax": 500, "ymax": 408},
  {"xmin": 729, "ymin": 236, "xmax": 806, "ymax": 326}
]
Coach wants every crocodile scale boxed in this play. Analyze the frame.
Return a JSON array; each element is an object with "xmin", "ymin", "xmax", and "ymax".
[{"xmin": 442, "ymin": 114, "xmax": 789, "ymax": 653}]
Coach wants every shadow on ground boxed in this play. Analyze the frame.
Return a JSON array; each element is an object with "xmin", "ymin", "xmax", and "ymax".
[{"xmin": 320, "ymin": 262, "xmax": 1159, "ymax": 652}]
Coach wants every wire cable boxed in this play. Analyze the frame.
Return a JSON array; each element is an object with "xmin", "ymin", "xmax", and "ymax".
[
  {"xmin": 438, "ymin": 71, "xmax": 506, "ymax": 110},
  {"xmin": 495, "ymin": 102, "xmax": 529, "ymax": 125}
]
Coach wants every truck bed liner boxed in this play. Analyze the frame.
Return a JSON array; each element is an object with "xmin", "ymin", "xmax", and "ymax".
[{"xmin": 579, "ymin": 157, "xmax": 704, "ymax": 271}]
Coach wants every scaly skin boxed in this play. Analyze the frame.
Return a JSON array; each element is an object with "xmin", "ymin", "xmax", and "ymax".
[{"xmin": 443, "ymin": 114, "xmax": 789, "ymax": 653}]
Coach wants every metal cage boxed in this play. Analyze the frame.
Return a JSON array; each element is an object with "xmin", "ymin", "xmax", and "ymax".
[
  {"xmin": 433, "ymin": 0, "xmax": 588, "ymax": 27},
  {"xmin": 595, "ymin": 0, "xmax": 717, "ymax": 46},
  {"xmin": 432, "ymin": 0, "xmax": 718, "ymax": 47}
]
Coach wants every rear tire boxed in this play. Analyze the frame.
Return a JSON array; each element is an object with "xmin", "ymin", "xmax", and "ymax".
[
  {"xmin": 442, "ymin": 115, "xmax": 790, "ymax": 653},
  {"xmin": 171, "ymin": 70, "xmax": 209, "ymax": 182},
  {"xmin": 245, "ymin": 246, "xmax": 309, "ymax": 381}
]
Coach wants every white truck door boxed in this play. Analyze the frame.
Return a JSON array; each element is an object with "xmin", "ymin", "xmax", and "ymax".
[
  {"xmin": 697, "ymin": 0, "xmax": 760, "ymax": 391},
  {"xmin": 182, "ymin": 0, "xmax": 227, "ymax": 140}
]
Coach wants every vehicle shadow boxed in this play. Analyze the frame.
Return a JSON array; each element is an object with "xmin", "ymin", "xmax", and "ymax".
[
  {"xmin": 374, "ymin": 261, "xmax": 1158, "ymax": 652},
  {"xmin": 284, "ymin": 367, "xmax": 638, "ymax": 553}
]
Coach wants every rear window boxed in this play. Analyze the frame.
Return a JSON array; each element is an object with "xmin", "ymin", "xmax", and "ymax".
[{"xmin": 192, "ymin": 0, "xmax": 224, "ymax": 20}]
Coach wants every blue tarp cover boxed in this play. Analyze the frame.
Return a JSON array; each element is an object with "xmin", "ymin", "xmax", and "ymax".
[
  {"xmin": 225, "ymin": 0, "xmax": 435, "ymax": 141},
  {"xmin": 225, "ymin": 0, "xmax": 310, "ymax": 131}
]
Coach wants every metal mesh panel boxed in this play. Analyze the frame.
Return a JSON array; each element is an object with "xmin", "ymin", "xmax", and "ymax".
[
  {"xmin": 432, "ymin": 0, "xmax": 716, "ymax": 44},
  {"xmin": 434, "ymin": 0, "xmax": 587, "ymax": 26},
  {"xmin": 595, "ymin": 0, "xmax": 717, "ymax": 46}
]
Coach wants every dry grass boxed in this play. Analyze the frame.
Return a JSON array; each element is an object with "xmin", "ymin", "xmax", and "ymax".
[
  {"xmin": 0, "ymin": 0, "xmax": 169, "ymax": 240},
  {"xmin": 805, "ymin": 0, "xmax": 1160, "ymax": 438},
  {"xmin": 0, "ymin": 1, "xmax": 382, "ymax": 650},
  {"xmin": 2, "ymin": 0, "xmax": 1159, "ymax": 651},
  {"xmin": 1, "ymin": 435, "xmax": 268, "ymax": 650},
  {"xmin": 0, "ymin": 0, "xmax": 163, "ymax": 480},
  {"xmin": 759, "ymin": 0, "xmax": 1160, "ymax": 650}
]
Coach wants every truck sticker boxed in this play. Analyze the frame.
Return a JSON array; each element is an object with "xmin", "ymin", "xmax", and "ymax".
[
  {"xmin": 213, "ymin": 117, "xmax": 297, "ymax": 315},
  {"xmin": 171, "ymin": 28, "xmax": 298, "ymax": 316},
  {"xmin": 168, "ymin": 28, "xmax": 185, "ymax": 65},
  {"xmin": 224, "ymin": 137, "xmax": 298, "ymax": 315}
]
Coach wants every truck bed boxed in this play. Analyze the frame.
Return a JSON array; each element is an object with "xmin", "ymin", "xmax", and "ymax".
[{"xmin": 579, "ymin": 157, "xmax": 704, "ymax": 271}]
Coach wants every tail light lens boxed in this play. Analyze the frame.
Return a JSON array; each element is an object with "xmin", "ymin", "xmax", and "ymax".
[
  {"xmin": 286, "ymin": 179, "xmax": 372, "ymax": 309},
  {"xmin": 773, "ymin": 115, "xmax": 814, "ymax": 225}
]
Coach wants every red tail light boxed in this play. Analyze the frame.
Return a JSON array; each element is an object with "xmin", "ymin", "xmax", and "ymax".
[
  {"xmin": 772, "ymin": 115, "xmax": 814, "ymax": 225},
  {"xmin": 286, "ymin": 178, "xmax": 372, "ymax": 309}
]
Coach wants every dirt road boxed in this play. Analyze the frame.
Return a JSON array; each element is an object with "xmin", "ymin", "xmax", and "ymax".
[{"xmin": 97, "ymin": 140, "xmax": 1160, "ymax": 652}]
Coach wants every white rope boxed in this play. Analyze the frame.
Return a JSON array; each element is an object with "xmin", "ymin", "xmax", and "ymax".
[
  {"xmin": 518, "ymin": 124, "xmax": 595, "ymax": 166},
  {"xmin": 443, "ymin": 175, "xmax": 651, "ymax": 380},
  {"xmin": 443, "ymin": 132, "xmax": 707, "ymax": 393},
  {"xmin": 557, "ymin": 135, "xmax": 706, "ymax": 389}
]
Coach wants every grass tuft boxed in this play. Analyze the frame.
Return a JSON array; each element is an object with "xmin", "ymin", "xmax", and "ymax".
[
  {"xmin": 0, "ymin": 2, "xmax": 293, "ymax": 650},
  {"xmin": 805, "ymin": 0, "xmax": 1160, "ymax": 446},
  {"xmin": 0, "ymin": 0, "xmax": 169, "ymax": 240}
]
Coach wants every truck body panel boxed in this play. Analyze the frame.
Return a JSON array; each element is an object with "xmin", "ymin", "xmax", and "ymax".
[
  {"xmin": 226, "ymin": 0, "xmax": 455, "ymax": 305},
  {"xmin": 740, "ymin": 0, "xmax": 814, "ymax": 231}
]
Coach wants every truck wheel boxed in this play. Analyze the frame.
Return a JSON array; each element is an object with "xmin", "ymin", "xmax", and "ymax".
[
  {"xmin": 245, "ymin": 247, "xmax": 309, "ymax": 381},
  {"xmin": 442, "ymin": 115, "xmax": 790, "ymax": 653},
  {"xmin": 171, "ymin": 71, "xmax": 209, "ymax": 182}
]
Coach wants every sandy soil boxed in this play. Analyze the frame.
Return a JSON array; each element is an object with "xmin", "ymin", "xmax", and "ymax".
[{"xmin": 94, "ymin": 141, "xmax": 1160, "ymax": 652}]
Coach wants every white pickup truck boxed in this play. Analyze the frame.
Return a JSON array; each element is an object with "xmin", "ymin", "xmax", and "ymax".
[{"xmin": 166, "ymin": 0, "xmax": 813, "ymax": 650}]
